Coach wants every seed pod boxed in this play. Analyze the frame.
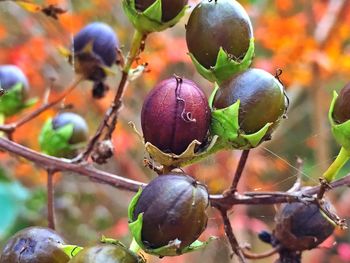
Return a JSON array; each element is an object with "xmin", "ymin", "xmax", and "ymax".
[
  {"xmin": 68, "ymin": 244, "xmax": 139, "ymax": 263},
  {"xmin": 212, "ymin": 68, "xmax": 287, "ymax": 139},
  {"xmin": 135, "ymin": 0, "xmax": 188, "ymax": 22},
  {"xmin": 130, "ymin": 174, "xmax": 209, "ymax": 251},
  {"xmin": 0, "ymin": 227, "xmax": 70, "ymax": 263},
  {"xmin": 122, "ymin": 0, "xmax": 188, "ymax": 34},
  {"xmin": 0, "ymin": 65, "xmax": 31, "ymax": 116},
  {"xmin": 141, "ymin": 76, "xmax": 210, "ymax": 155},
  {"xmin": 273, "ymin": 202, "xmax": 335, "ymax": 251},
  {"xmin": 332, "ymin": 82, "xmax": 350, "ymax": 124},
  {"xmin": 39, "ymin": 112, "xmax": 89, "ymax": 158},
  {"xmin": 186, "ymin": 0, "xmax": 254, "ymax": 83},
  {"xmin": 72, "ymin": 22, "xmax": 118, "ymax": 82}
]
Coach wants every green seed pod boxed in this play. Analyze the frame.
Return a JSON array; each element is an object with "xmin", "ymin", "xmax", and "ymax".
[
  {"xmin": 68, "ymin": 244, "xmax": 140, "ymax": 263},
  {"xmin": 273, "ymin": 201, "xmax": 335, "ymax": 251},
  {"xmin": 186, "ymin": 0, "xmax": 254, "ymax": 84},
  {"xmin": 128, "ymin": 173, "xmax": 212, "ymax": 256},
  {"xmin": 39, "ymin": 112, "xmax": 89, "ymax": 158},
  {"xmin": 122, "ymin": 0, "xmax": 189, "ymax": 34},
  {"xmin": 0, "ymin": 227, "xmax": 70, "ymax": 263},
  {"xmin": 210, "ymin": 68, "xmax": 288, "ymax": 149}
]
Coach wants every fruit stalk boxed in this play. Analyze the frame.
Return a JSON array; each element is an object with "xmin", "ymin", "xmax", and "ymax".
[
  {"xmin": 47, "ymin": 170, "xmax": 56, "ymax": 230},
  {"xmin": 323, "ymin": 146, "xmax": 350, "ymax": 183}
]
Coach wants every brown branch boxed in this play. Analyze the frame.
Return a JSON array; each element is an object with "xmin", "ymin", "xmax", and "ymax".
[
  {"xmin": 47, "ymin": 169, "xmax": 56, "ymax": 230},
  {"xmin": 218, "ymin": 208, "xmax": 247, "ymax": 263},
  {"xmin": 0, "ymin": 78, "xmax": 82, "ymax": 134},
  {"xmin": 230, "ymin": 150, "xmax": 250, "ymax": 193},
  {"xmin": 242, "ymin": 245, "xmax": 281, "ymax": 260}
]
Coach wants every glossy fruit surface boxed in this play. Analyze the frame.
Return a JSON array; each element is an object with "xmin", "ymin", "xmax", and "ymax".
[
  {"xmin": 0, "ymin": 65, "xmax": 29, "ymax": 94},
  {"xmin": 132, "ymin": 173, "xmax": 209, "ymax": 249},
  {"xmin": 274, "ymin": 202, "xmax": 335, "ymax": 251},
  {"xmin": 135, "ymin": 0, "xmax": 188, "ymax": 22},
  {"xmin": 141, "ymin": 76, "xmax": 210, "ymax": 155},
  {"xmin": 52, "ymin": 112, "xmax": 89, "ymax": 144},
  {"xmin": 333, "ymin": 82, "xmax": 350, "ymax": 124},
  {"xmin": 0, "ymin": 227, "xmax": 69, "ymax": 263},
  {"xmin": 186, "ymin": 0, "xmax": 253, "ymax": 69},
  {"xmin": 213, "ymin": 68, "xmax": 287, "ymax": 134},
  {"xmin": 68, "ymin": 244, "xmax": 139, "ymax": 263}
]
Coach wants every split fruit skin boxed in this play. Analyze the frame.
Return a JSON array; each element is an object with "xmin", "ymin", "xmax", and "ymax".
[
  {"xmin": 68, "ymin": 244, "xmax": 139, "ymax": 263},
  {"xmin": 0, "ymin": 64, "xmax": 29, "ymax": 97},
  {"xmin": 73, "ymin": 22, "xmax": 118, "ymax": 81},
  {"xmin": 186, "ymin": 0, "xmax": 253, "ymax": 69},
  {"xmin": 132, "ymin": 173, "xmax": 209, "ymax": 249},
  {"xmin": 274, "ymin": 202, "xmax": 335, "ymax": 251},
  {"xmin": 213, "ymin": 68, "xmax": 287, "ymax": 134},
  {"xmin": 333, "ymin": 82, "xmax": 350, "ymax": 124},
  {"xmin": 134, "ymin": 0, "xmax": 188, "ymax": 22},
  {"xmin": 52, "ymin": 112, "xmax": 89, "ymax": 145},
  {"xmin": 141, "ymin": 76, "xmax": 210, "ymax": 155},
  {"xmin": 0, "ymin": 227, "xmax": 70, "ymax": 263}
]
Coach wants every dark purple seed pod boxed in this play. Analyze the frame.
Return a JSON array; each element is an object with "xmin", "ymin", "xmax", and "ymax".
[
  {"xmin": 333, "ymin": 82, "xmax": 350, "ymax": 124},
  {"xmin": 132, "ymin": 173, "xmax": 209, "ymax": 249},
  {"xmin": 213, "ymin": 68, "xmax": 287, "ymax": 134},
  {"xmin": 0, "ymin": 64, "xmax": 29, "ymax": 96},
  {"xmin": 135, "ymin": 0, "xmax": 188, "ymax": 22},
  {"xmin": 141, "ymin": 76, "xmax": 210, "ymax": 155},
  {"xmin": 73, "ymin": 22, "xmax": 118, "ymax": 81},
  {"xmin": 186, "ymin": 0, "xmax": 253, "ymax": 69},
  {"xmin": 0, "ymin": 227, "xmax": 70, "ymax": 263},
  {"xmin": 273, "ymin": 202, "xmax": 335, "ymax": 251},
  {"xmin": 52, "ymin": 112, "xmax": 89, "ymax": 144}
]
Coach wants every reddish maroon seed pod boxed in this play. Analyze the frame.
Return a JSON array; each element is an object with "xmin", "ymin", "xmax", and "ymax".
[{"xmin": 141, "ymin": 76, "xmax": 210, "ymax": 155}]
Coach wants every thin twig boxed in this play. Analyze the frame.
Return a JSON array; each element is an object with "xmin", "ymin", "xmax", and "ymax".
[
  {"xmin": 47, "ymin": 169, "xmax": 56, "ymax": 230},
  {"xmin": 287, "ymin": 157, "xmax": 303, "ymax": 193},
  {"xmin": 230, "ymin": 150, "xmax": 250, "ymax": 192},
  {"xmin": 242, "ymin": 245, "xmax": 281, "ymax": 260},
  {"xmin": 218, "ymin": 208, "xmax": 247, "ymax": 263}
]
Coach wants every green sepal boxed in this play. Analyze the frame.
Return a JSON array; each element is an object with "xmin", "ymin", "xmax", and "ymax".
[
  {"xmin": 209, "ymin": 83, "xmax": 271, "ymax": 149},
  {"xmin": 61, "ymin": 245, "xmax": 83, "ymax": 258},
  {"xmin": 0, "ymin": 83, "xmax": 37, "ymax": 117},
  {"xmin": 329, "ymin": 91, "xmax": 350, "ymax": 150},
  {"xmin": 122, "ymin": 0, "xmax": 189, "ymax": 34},
  {"xmin": 128, "ymin": 189, "xmax": 215, "ymax": 256},
  {"xmin": 189, "ymin": 38, "xmax": 255, "ymax": 84},
  {"xmin": 38, "ymin": 118, "xmax": 77, "ymax": 158}
]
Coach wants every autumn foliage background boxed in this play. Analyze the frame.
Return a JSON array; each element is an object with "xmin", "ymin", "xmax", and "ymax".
[{"xmin": 1, "ymin": 0, "xmax": 350, "ymax": 262}]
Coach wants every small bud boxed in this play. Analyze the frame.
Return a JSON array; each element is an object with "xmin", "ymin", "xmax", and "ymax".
[{"xmin": 91, "ymin": 140, "xmax": 114, "ymax": 164}]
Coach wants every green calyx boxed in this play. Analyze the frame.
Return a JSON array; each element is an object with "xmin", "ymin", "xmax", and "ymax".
[
  {"xmin": 189, "ymin": 38, "xmax": 255, "ymax": 84},
  {"xmin": 39, "ymin": 118, "xmax": 82, "ymax": 158},
  {"xmin": 209, "ymin": 83, "xmax": 271, "ymax": 149},
  {"xmin": 128, "ymin": 189, "xmax": 215, "ymax": 257},
  {"xmin": 122, "ymin": 0, "xmax": 189, "ymax": 34},
  {"xmin": 0, "ymin": 83, "xmax": 37, "ymax": 117}
]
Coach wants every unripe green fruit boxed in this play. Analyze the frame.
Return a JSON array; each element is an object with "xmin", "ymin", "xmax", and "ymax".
[
  {"xmin": 0, "ymin": 227, "xmax": 69, "ymax": 263},
  {"xmin": 132, "ymin": 174, "xmax": 209, "ymax": 249},
  {"xmin": 68, "ymin": 244, "xmax": 139, "ymax": 263},
  {"xmin": 213, "ymin": 68, "xmax": 287, "ymax": 134},
  {"xmin": 135, "ymin": 0, "xmax": 188, "ymax": 22},
  {"xmin": 333, "ymin": 82, "xmax": 350, "ymax": 124},
  {"xmin": 186, "ymin": 0, "xmax": 253, "ymax": 69}
]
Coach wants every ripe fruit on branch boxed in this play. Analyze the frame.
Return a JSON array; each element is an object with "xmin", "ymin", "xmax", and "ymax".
[
  {"xmin": 333, "ymin": 82, "xmax": 350, "ymax": 124},
  {"xmin": 39, "ymin": 112, "xmax": 89, "ymax": 158},
  {"xmin": 186, "ymin": 0, "xmax": 254, "ymax": 83},
  {"xmin": 0, "ymin": 65, "xmax": 35, "ymax": 116},
  {"xmin": 122, "ymin": 0, "xmax": 189, "ymax": 34},
  {"xmin": 135, "ymin": 0, "xmax": 188, "ymax": 22},
  {"xmin": 128, "ymin": 173, "xmax": 210, "ymax": 256},
  {"xmin": 210, "ymin": 68, "xmax": 288, "ymax": 149},
  {"xmin": 0, "ymin": 227, "xmax": 70, "ymax": 263},
  {"xmin": 273, "ymin": 202, "xmax": 335, "ymax": 251},
  {"xmin": 141, "ymin": 76, "xmax": 210, "ymax": 155},
  {"xmin": 68, "ymin": 244, "xmax": 140, "ymax": 263}
]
